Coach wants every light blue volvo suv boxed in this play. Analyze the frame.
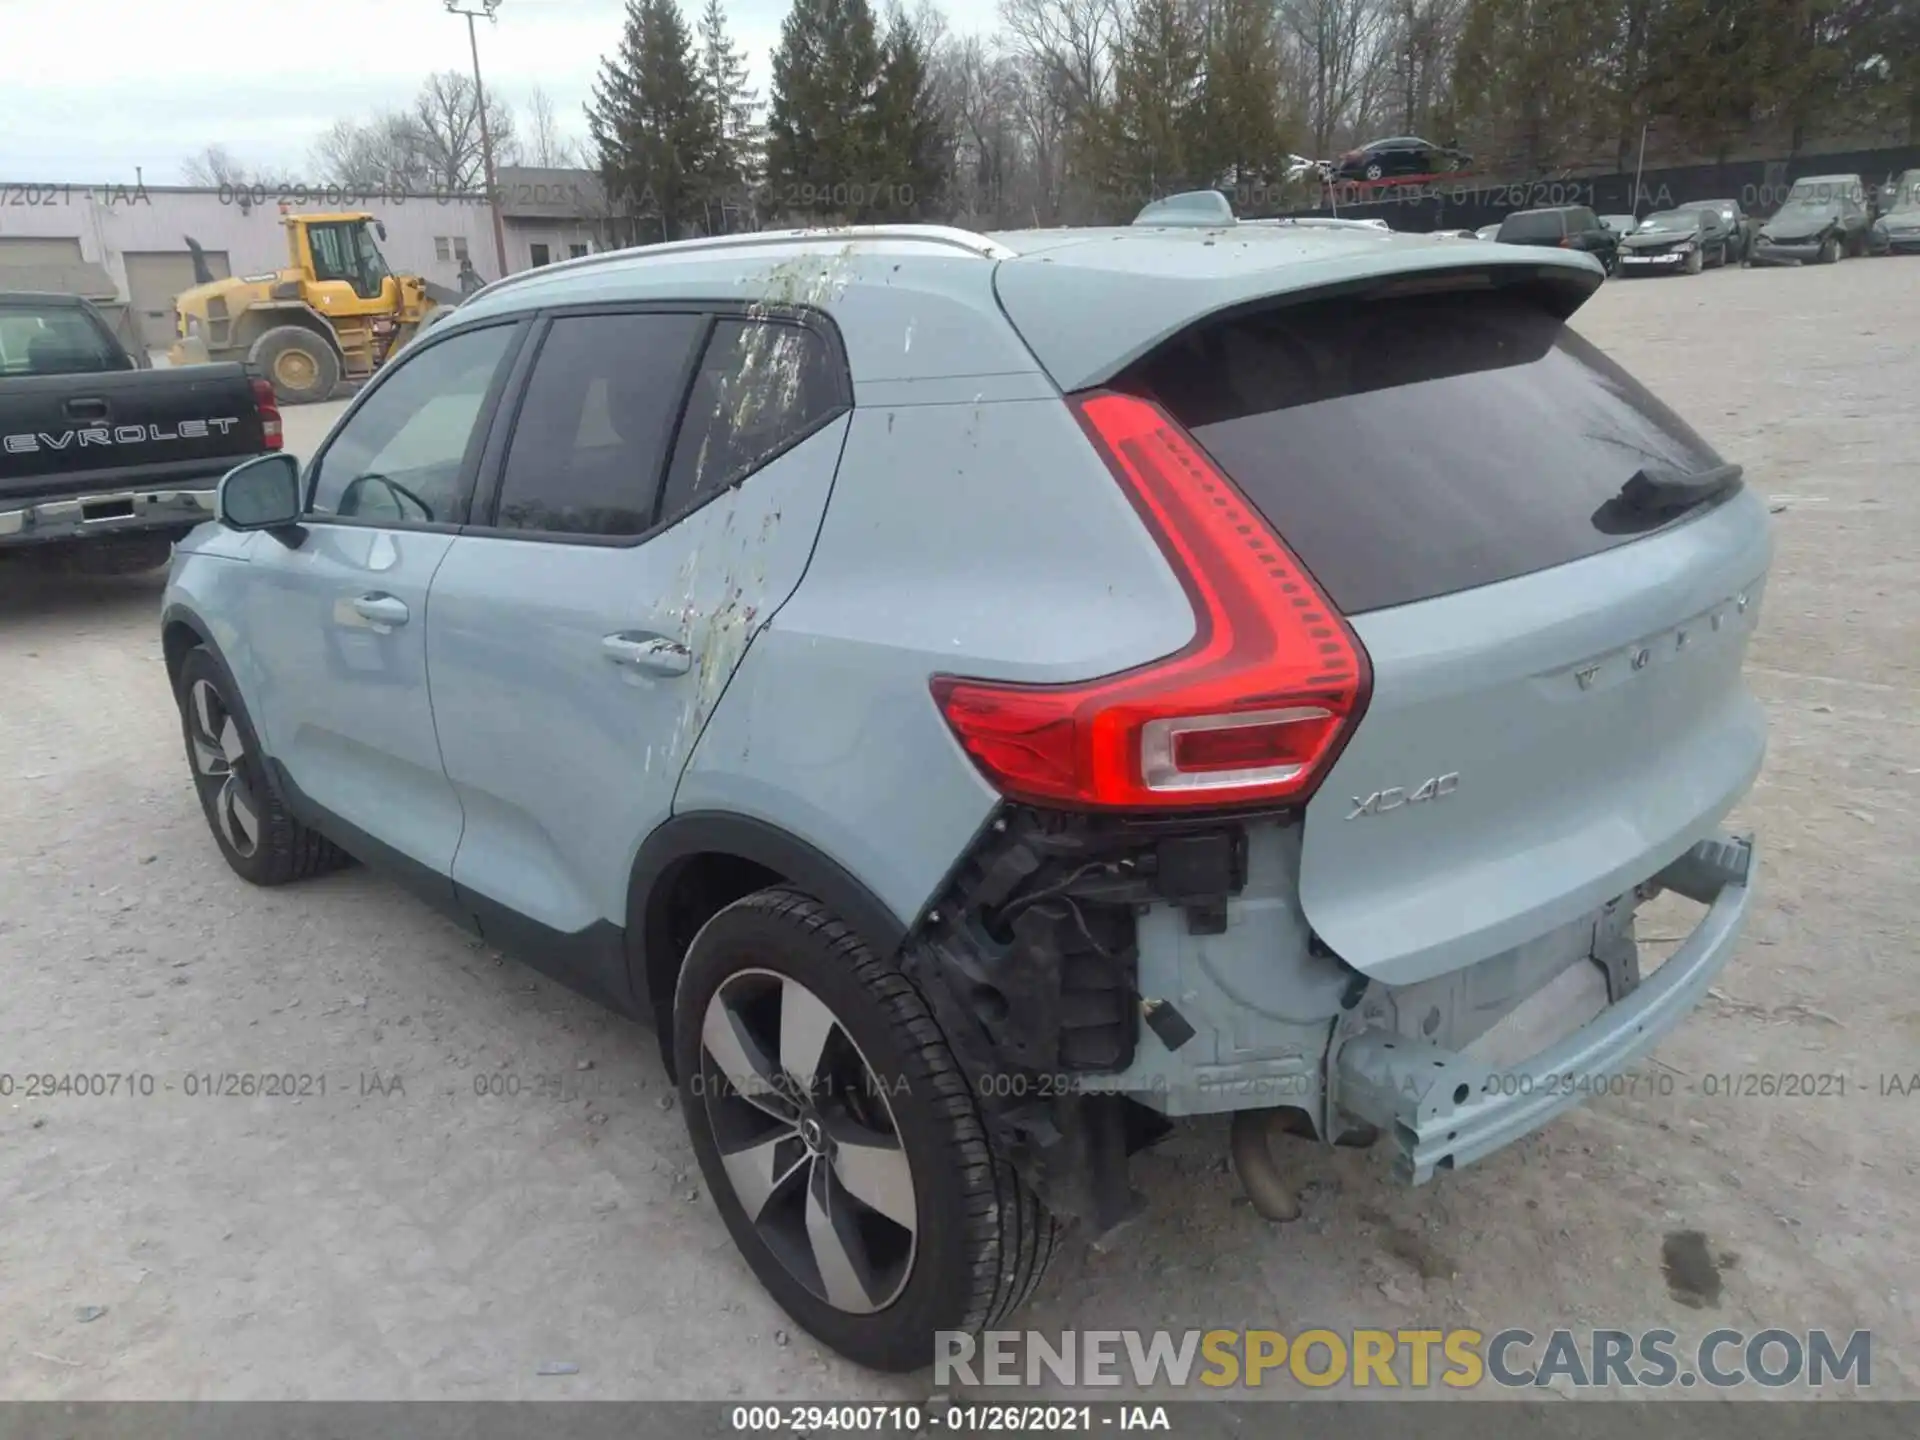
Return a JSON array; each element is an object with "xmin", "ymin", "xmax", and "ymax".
[{"xmin": 163, "ymin": 206, "xmax": 1768, "ymax": 1371}]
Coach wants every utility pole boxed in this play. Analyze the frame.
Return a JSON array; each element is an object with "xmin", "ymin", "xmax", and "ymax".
[
  {"xmin": 447, "ymin": 0, "xmax": 510, "ymax": 279},
  {"xmin": 1632, "ymin": 120, "xmax": 1650, "ymax": 218}
]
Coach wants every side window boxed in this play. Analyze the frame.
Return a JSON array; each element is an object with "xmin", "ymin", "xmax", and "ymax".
[
  {"xmin": 660, "ymin": 319, "xmax": 844, "ymax": 519},
  {"xmin": 309, "ymin": 324, "xmax": 515, "ymax": 526},
  {"xmin": 492, "ymin": 311, "xmax": 704, "ymax": 539}
]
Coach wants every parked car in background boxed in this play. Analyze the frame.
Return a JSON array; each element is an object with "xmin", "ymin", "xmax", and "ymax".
[
  {"xmin": 1600, "ymin": 214, "xmax": 1640, "ymax": 238},
  {"xmin": 1497, "ymin": 206, "xmax": 1619, "ymax": 274},
  {"xmin": 1620, "ymin": 209, "xmax": 1722, "ymax": 274},
  {"xmin": 1475, "ymin": 222, "xmax": 1503, "ymax": 241},
  {"xmin": 1333, "ymin": 136, "xmax": 1472, "ymax": 183},
  {"xmin": 1869, "ymin": 174, "xmax": 1920, "ymax": 255},
  {"xmin": 1874, "ymin": 169, "xmax": 1918, "ymax": 216},
  {"xmin": 1750, "ymin": 176, "xmax": 1872, "ymax": 265},
  {"xmin": 1675, "ymin": 199, "xmax": 1751, "ymax": 264}
]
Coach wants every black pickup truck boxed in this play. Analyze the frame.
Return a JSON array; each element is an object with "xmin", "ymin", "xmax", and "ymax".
[{"xmin": 1, "ymin": 290, "xmax": 280, "ymax": 573}]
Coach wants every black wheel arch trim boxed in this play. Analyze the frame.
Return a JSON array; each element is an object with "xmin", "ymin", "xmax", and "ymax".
[
  {"xmin": 161, "ymin": 601, "xmax": 234, "ymax": 697},
  {"xmin": 627, "ymin": 810, "xmax": 910, "ymax": 1019}
]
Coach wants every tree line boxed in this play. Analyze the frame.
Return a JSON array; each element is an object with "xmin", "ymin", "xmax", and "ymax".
[
  {"xmin": 586, "ymin": 0, "xmax": 1916, "ymax": 236},
  {"xmin": 188, "ymin": 0, "xmax": 1918, "ymax": 233}
]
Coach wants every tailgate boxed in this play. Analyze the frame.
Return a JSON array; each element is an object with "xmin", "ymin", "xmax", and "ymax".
[
  {"xmin": 1302, "ymin": 496, "xmax": 1768, "ymax": 985},
  {"xmin": 1125, "ymin": 284, "xmax": 1772, "ymax": 986},
  {"xmin": 0, "ymin": 366, "xmax": 265, "ymax": 501}
]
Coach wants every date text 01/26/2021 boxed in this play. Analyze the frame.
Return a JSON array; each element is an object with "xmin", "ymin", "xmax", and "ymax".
[{"xmin": 728, "ymin": 1405, "xmax": 1168, "ymax": 1432}]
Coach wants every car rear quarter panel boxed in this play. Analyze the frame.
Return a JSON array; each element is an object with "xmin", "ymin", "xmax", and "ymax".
[{"xmin": 680, "ymin": 332, "xmax": 1198, "ymax": 928}]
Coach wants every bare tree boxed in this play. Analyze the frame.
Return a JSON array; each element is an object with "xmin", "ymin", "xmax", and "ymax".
[
  {"xmin": 1009, "ymin": 49, "xmax": 1076, "ymax": 222},
  {"xmin": 1279, "ymin": 0, "xmax": 1396, "ymax": 157},
  {"xmin": 413, "ymin": 69, "xmax": 522, "ymax": 191},
  {"xmin": 310, "ymin": 112, "xmax": 436, "ymax": 191},
  {"xmin": 523, "ymin": 84, "xmax": 584, "ymax": 168},
  {"xmin": 1000, "ymin": 0, "xmax": 1124, "ymax": 118},
  {"xmin": 182, "ymin": 144, "xmax": 255, "ymax": 188},
  {"xmin": 936, "ymin": 33, "xmax": 1025, "ymax": 223},
  {"xmin": 1388, "ymin": 0, "xmax": 1463, "ymax": 136}
]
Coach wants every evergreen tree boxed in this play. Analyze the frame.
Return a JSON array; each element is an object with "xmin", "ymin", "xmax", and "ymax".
[
  {"xmin": 873, "ymin": 5, "xmax": 952, "ymax": 219},
  {"xmin": 587, "ymin": 0, "xmax": 717, "ymax": 243},
  {"xmin": 1082, "ymin": 0, "xmax": 1208, "ymax": 217},
  {"xmin": 697, "ymin": 0, "xmax": 761, "ymax": 228},
  {"xmin": 1452, "ymin": 0, "xmax": 1612, "ymax": 174},
  {"xmin": 1196, "ymin": 0, "xmax": 1291, "ymax": 200},
  {"xmin": 765, "ymin": 0, "xmax": 885, "ymax": 223}
]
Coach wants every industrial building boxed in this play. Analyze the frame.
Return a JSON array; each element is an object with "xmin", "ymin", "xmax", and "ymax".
[{"xmin": 0, "ymin": 166, "xmax": 609, "ymax": 355}]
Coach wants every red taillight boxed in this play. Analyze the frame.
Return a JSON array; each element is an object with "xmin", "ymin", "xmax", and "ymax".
[
  {"xmin": 930, "ymin": 392, "xmax": 1371, "ymax": 811},
  {"xmin": 250, "ymin": 376, "xmax": 283, "ymax": 450}
]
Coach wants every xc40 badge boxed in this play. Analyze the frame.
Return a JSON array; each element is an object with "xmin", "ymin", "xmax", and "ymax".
[{"xmin": 1346, "ymin": 772, "xmax": 1460, "ymax": 820}]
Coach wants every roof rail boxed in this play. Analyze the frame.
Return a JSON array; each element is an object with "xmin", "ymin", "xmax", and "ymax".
[{"xmin": 476, "ymin": 224, "xmax": 1016, "ymax": 301}]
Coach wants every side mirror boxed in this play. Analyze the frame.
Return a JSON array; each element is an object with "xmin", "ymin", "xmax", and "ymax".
[
  {"xmin": 218, "ymin": 453, "xmax": 302, "ymax": 531},
  {"xmin": 376, "ymin": 221, "xmax": 389, "ymax": 241}
]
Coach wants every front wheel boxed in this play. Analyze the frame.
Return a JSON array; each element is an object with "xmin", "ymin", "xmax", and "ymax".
[
  {"xmin": 1818, "ymin": 234, "xmax": 1841, "ymax": 264},
  {"xmin": 674, "ymin": 888, "xmax": 1058, "ymax": 1372},
  {"xmin": 250, "ymin": 325, "xmax": 342, "ymax": 405},
  {"xmin": 175, "ymin": 646, "xmax": 349, "ymax": 885},
  {"xmin": 1684, "ymin": 247, "xmax": 1704, "ymax": 275}
]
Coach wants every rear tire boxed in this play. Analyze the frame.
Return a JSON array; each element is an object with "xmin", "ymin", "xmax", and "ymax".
[
  {"xmin": 175, "ymin": 646, "xmax": 350, "ymax": 885},
  {"xmin": 251, "ymin": 326, "xmax": 341, "ymax": 406},
  {"xmin": 674, "ymin": 887, "xmax": 1058, "ymax": 1373}
]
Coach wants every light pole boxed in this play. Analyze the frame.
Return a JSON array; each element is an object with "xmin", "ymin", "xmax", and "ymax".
[
  {"xmin": 447, "ymin": 0, "xmax": 510, "ymax": 278},
  {"xmin": 1632, "ymin": 120, "xmax": 1650, "ymax": 218}
]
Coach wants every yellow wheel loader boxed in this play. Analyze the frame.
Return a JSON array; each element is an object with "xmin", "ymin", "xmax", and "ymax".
[{"xmin": 168, "ymin": 209, "xmax": 460, "ymax": 404}]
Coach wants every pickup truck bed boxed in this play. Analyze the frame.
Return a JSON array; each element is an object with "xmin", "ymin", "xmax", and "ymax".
[{"xmin": 1, "ymin": 291, "xmax": 279, "ymax": 571}]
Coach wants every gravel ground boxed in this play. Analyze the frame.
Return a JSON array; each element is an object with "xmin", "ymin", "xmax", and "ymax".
[{"xmin": 2, "ymin": 257, "xmax": 1915, "ymax": 1401}]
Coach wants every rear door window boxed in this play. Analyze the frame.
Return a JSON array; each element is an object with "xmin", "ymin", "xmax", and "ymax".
[
  {"xmin": 660, "ymin": 318, "xmax": 846, "ymax": 520},
  {"xmin": 491, "ymin": 311, "xmax": 704, "ymax": 538},
  {"xmin": 1127, "ymin": 291, "xmax": 1729, "ymax": 615}
]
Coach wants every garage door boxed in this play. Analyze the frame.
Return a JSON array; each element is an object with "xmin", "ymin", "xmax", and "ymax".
[
  {"xmin": 0, "ymin": 236, "xmax": 86, "ymax": 265},
  {"xmin": 124, "ymin": 249, "xmax": 230, "ymax": 352}
]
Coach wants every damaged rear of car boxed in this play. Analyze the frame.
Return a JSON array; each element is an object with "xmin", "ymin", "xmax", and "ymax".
[
  {"xmin": 544, "ymin": 223, "xmax": 1767, "ymax": 1371},
  {"xmin": 888, "ymin": 233, "xmax": 1766, "ymax": 1240}
]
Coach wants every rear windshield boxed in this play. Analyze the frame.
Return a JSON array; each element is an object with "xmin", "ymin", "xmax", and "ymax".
[
  {"xmin": 1126, "ymin": 290, "xmax": 1730, "ymax": 614},
  {"xmin": 0, "ymin": 303, "xmax": 131, "ymax": 377},
  {"xmin": 1498, "ymin": 211, "xmax": 1564, "ymax": 241}
]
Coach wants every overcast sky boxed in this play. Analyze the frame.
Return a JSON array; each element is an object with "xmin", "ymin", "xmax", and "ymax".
[{"xmin": 0, "ymin": 0, "xmax": 1000, "ymax": 184}]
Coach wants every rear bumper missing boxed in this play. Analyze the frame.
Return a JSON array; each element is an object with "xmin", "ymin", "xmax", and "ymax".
[{"xmin": 1332, "ymin": 833, "xmax": 1756, "ymax": 1183}]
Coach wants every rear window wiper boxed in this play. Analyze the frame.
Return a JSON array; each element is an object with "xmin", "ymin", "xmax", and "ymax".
[{"xmin": 1617, "ymin": 461, "xmax": 1743, "ymax": 514}]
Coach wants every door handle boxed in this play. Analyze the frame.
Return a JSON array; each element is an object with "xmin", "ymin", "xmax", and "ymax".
[
  {"xmin": 64, "ymin": 397, "xmax": 109, "ymax": 421},
  {"xmin": 603, "ymin": 632, "xmax": 692, "ymax": 677},
  {"xmin": 351, "ymin": 593, "xmax": 410, "ymax": 629}
]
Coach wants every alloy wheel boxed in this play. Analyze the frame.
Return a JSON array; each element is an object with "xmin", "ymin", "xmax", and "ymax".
[
  {"xmin": 698, "ymin": 969, "xmax": 918, "ymax": 1314},
  {"xmin": 186, "ymin": 678, "xmax": 261, "ymax": 859}
]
